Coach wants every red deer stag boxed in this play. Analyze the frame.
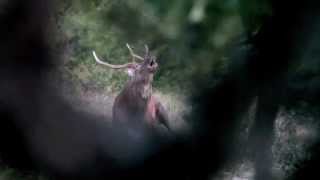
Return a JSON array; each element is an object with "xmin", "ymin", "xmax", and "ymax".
[{"xmin": 92, "ymin": 44, "xmax": 171, "ymax": 133}]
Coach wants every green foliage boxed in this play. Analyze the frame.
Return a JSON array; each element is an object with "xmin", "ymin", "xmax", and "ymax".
[
  {"xmin": 0, "ymin": 167, "xmax": 48, "ymax": 180},
  {"xmin": 56, "ymin": 0, "xmax": 253, "ymax": 93}
]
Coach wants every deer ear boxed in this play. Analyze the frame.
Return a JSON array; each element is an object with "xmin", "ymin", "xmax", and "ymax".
[
  {"xmin": 126, "ymin": 68, "xmax": 135, "ymax": 77},
  {"xmin": 125, "ymin": 64, "xmax": 140, "ymax": 77}
]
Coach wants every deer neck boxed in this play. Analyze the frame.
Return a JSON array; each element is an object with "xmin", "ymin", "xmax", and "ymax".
[
  {"xmin": 141, "ymin": 82, "xmax": 152, "ymax": 99},
  {"xmin": 128, "ymin": 74, "xmax": 153, "ymax": 100}
]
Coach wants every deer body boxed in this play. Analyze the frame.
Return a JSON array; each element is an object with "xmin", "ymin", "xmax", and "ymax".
[
  {"xmin": 93, "ymin": 44, "xmax": 171, "ymax": 132},
  {"xmin": 113, "ymin": 77, "xmax": 153, "ymax": 125}
]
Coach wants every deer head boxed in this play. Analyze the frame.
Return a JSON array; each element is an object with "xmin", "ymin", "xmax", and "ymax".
[{"xmin": 92, "ymin": 44, "xmax": 158, "ymax": 81}]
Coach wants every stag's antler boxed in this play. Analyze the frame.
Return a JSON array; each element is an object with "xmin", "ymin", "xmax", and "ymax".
[
  {"xmin": 144, "ymin": 44, "xmax": 149, "ymax": 56},
  {"xmin": 92, "ymin": 44, "xmax": 148, "ymax": 68},
  {"xmin": 126, "ymin": 43, "xmax": 144, "ymax": 62},
  {"xmin": 92, "ymin": 51, "xmax": 136, "ymax": 69}
]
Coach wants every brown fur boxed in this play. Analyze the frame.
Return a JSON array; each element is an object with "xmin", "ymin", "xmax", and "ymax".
[{"xmin": 111, "ymin": 49, "xmax": 171, "ymax": 131}]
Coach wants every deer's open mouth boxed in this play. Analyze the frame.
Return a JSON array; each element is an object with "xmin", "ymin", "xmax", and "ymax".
[
  {"xmin": 149, "ymin": 59, "xmax": 157, "ymax": 67},
  {"xmin": 148, "ymin": 60, "xmax": 158, "ymax": 72}
]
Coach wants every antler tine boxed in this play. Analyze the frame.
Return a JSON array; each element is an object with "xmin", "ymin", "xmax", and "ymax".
[
  {"xmin": 144, "ymin": 44, "xmax": 149, "ymax": 55},
  {"xmin": 92, "ymin": 51, "xmax": 135, "ymax": 69},
  {"xmin": 126, "ymin": 43, "xmax": 144, "ymax": 62}
]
